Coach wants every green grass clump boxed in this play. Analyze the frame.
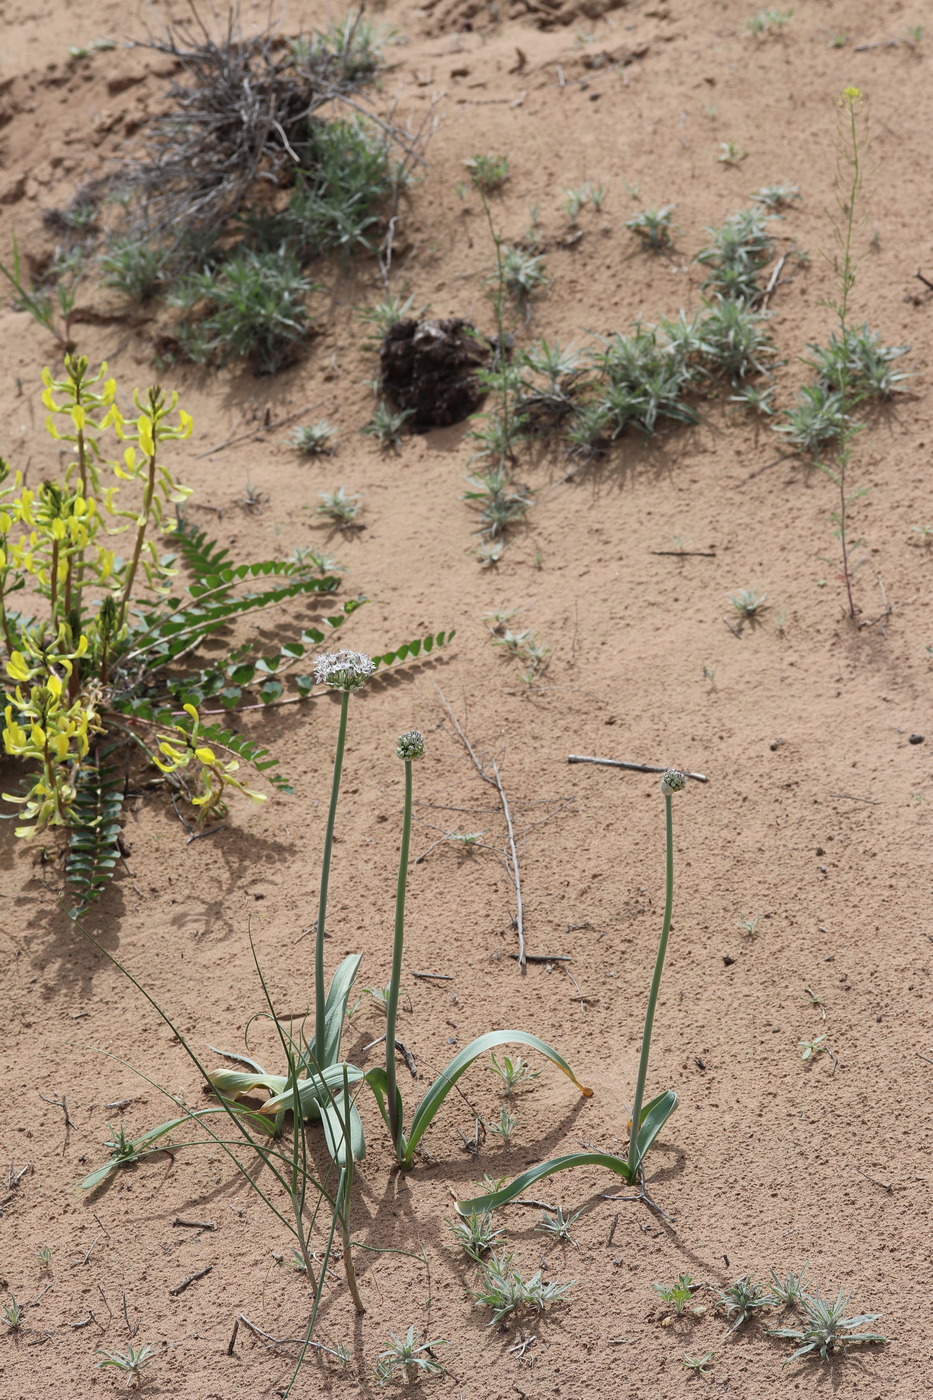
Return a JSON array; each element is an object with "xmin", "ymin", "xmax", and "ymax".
[
  {"xmin": 174, "ymin": 249, "xmax": 317, "ymax": 373},
  {"xmin": 624, "ymin": 205, "xmax": 676, "ymax": 251},
  {"xmin": 696, "ymin": 208, "xmax": 775, "ymax": 301},
  {"xmin": 464, "ymin": 153, "xmax": 510, "ymax": 193},
  {"xmin": 100, "ymin": 238, "xmax": 171, "ymax": 302}
]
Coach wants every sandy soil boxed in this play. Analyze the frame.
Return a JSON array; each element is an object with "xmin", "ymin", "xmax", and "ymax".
[{"xmin": 1, "ymin": 1, "xmax": 931, "ymax": 1396}]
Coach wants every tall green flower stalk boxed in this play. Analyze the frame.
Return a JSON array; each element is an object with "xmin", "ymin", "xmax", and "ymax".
[
  {"xmin": 385, "ymin": 730, "xmax": 424, "ymax": 1156},
  {"xmin": 822, "ymin": 86, "xmax": 866, "ymax": 621},
  {"xmin": 311, "ymin": 651, "xmax": 375, "ymax": 1066},
  {"xmin": 627, "ymin": 767, "xmax": 686, "ymax": 1178}
]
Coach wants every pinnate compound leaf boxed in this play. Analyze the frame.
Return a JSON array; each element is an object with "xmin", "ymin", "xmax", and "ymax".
[{"xmin": 66, "ymin": 760, "xmax": 124, "ymax": 917}]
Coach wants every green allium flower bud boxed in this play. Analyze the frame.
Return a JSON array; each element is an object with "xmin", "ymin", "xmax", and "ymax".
[
  {"xmin": 660, "ymin": 768, "xmax": 687, "ymax": 796},
  {"xmin": 396, "ymin": 729, "xmax": 425, "ymax": 761}
]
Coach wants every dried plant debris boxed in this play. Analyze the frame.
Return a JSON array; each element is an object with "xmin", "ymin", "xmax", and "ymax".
[
  {"xmin": 380, "ymin": 318, "xmax": 492, "ymax": 427},
  {"xmin": 121, "ymin": 9, "xmax": 406, "ymax": 240}
]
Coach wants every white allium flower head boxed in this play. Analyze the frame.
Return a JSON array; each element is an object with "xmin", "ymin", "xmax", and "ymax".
[
  {"xmin": 396, "ymin": 730, "xmax": 425, "ymax": 761},
  {"xmin": 660, "ymin": 768, "xmax": 687, "ymax": 796},
  {"xmin": 314, "ymin": 650, "xmax": 375, "ymax": 692}
]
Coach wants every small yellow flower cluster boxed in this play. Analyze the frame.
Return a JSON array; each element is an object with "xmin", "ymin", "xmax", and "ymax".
[
  {"xmin": 2, "ymin": 630, "xmax": 101, "ymax": 835},
  {"xmin": 154, "ymin": 703, "xmax": 266, "ymax": 824}
]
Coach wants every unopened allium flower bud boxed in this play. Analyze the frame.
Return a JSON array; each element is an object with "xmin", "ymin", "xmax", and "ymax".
[
  {"xmin": 396, "ymin": 730, "xmax": 425, "ymax": 761},
  {"xmin": 660, "ymin": 768, "xmax": 687, "ymax": 796},
  {"xmin": 313, "ymin": 650, "xmax": 375, "ymax": 692}
]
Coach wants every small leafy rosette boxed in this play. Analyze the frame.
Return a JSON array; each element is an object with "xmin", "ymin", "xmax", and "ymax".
[
  {"xmin": 313, "ymin": 649, "xmax": 375, "ymax": 692},
  {"xmin": 660, "ymin": 767, "xmax": 687, "ymax": 796},
  {"xmin": 396, "ymin": 729, "xmax": 425, "ymax": 762}
]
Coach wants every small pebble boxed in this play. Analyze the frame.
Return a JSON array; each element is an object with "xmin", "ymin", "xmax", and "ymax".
[{"xmin": 909, "ymin": 733, "xmax": 924, "ymax": 745}]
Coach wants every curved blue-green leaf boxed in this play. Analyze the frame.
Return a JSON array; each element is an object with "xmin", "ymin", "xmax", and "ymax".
[
  {"xmin": 207, "ymin": 1061, "xmax": 365, "ymax": 1119},
  {"xmin": 320, "ymin": 1093, "xmax": 366, "ymax": 1166},
  {"xmin": 81, "ymin": 1110, "xmax": 219, "ymax": 1189},
  {"xmin": 362, "ymin": 1065, "xmax": 406, "ymax": 1157},
  {"xmin": 403, "ymin": 1030, "xmax": 591, "ymax": 1165},
  {"xmin": 320, "ymin": 954, "xmax": 363, "ymax": 1069},
  {"xmin": 630, "ymin": 1088, "xmax": 678, "ymax": 1173},
  {"xmin": 456, "ymin": 1151, "xmax": 634, "ymax": 1215}
]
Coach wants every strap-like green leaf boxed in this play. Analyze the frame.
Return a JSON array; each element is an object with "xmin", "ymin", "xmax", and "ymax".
[
  {"xmin": 403, "ymin": 1030, "xmax": 590, "ymax": 1165},
  {"xmin": 456, "ymin": 1151, "xmax": 634, "ymax": 1215},
  {"xmin": 320, "ymin": 1093, "xmax": 366, "ymax": 1165},
  {"xmin": 630, "ymin": 1089, "xmax": 678, "ymax": 1173},
  {"xmin": 320, "ymin": 954, "xmax": 363, "ymax": 1069}
]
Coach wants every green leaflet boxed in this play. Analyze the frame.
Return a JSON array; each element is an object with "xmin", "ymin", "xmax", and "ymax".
[
  {"xmin": 371, "ymin": 630, "xmax": 456, "ymax": 671},
  {"xmin": 172, "ymin": 522, "xmax": 234, "ymax": 579}
]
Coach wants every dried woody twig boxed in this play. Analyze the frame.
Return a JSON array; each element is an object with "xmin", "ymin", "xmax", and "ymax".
[
  {"xmin": 125, "ymin": 4, "xmax": 430, "ymax": 239},
  {"xmin": 435, "ymin": 689, "xmax": 573, "ymax": 972}
]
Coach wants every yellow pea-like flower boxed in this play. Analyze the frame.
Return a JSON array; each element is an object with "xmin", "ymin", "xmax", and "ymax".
[
  {"xmin": 30, "ymin": 724, "xmax": 46, "ymax": 748},
  {"xmin": 137, "ymin": 416, "xmax": 155, "ymax": 456},
  {"xmin": 195, "ymin": 746, "xmax": 217, "ymax": 765},
  {"xmin": 6, "ymin": 652, "xmax": 32, "ymax": 682}
]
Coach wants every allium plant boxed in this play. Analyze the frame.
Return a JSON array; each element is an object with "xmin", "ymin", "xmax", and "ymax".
[
  {"xmin": 458, "ymin": 769, "xmax": 688, "ymax": 1214},
  {"xmin": 206, "ymin": 724, "xmax": 593, "ymax": 1171}
]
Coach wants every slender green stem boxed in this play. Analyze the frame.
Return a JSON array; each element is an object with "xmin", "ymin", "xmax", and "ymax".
[
  {"xmin": 385, "ymin": 759, "xmax": 412, "ymax": 1157},
  {"xmin": 627, "ymin": 793, "xmax": 675, "ymax": 1178},
  {"xmin": 118, "ymin": 444, "xmax": 158, "ymax": 629},
  {"xmin": 337, "ymin": 1068, "xmax": 365, "ymax": 1314},
  {"xmin": 832, "ymin": 92, "xmax": 863, "ymax": 622},
  {"xmin": 313, "ymin": 688, "xmax": 350, "ymax": 1066}
]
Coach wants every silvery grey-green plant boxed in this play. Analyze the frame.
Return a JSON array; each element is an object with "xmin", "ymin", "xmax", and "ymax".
[
  {"xmin": 488, "ymin": 1106, "xmax": 518, "ymax": 1144},
  {"xmin": 464, "ymin": 153, "xmax": 510, "ymax": 193},
  {"xmin": 447, "ymin": 1210, "xmax": 506, "ymax": 1262},
  {"xmin": 716, "ymin": 1276, "xmax": 770, "ymax": 1331},
  {"xmin": 374, "ymin": 1327, "xmax": 448, "ymax": 1384},
  {"xmin": 767, "ymin": 1265, "xmax": 809, "ymax": 1305},
  {"xmin": 316, "ymin": 486, "xmax": 362, "ymax": 526},
  {"xmin": 769, "ymin": 1288, "xmax": 885, "ymax": 1362},
  {"xmin": 624, "ymin": 205, "xmax": 676, "ymax": 251},
  {"xmin": 488, "ymin": 1052, "xmax": 541, "ymax": 1096},
  {"xmin": 535, "ymin": 1206, "xmax": 582, "ymax": 1244},
  {"xmin": 474, "ymin": 1252, "xmax": 574, "ymax": 1326},
  {"xmin": 292, "ymin": 420, "xmax": 337, "ymax": 456}
]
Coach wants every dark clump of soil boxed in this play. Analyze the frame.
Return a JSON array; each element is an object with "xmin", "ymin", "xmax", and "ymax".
[{"xmin": 380, "ymin": 317, "xmax": 491, "ymax": 427}]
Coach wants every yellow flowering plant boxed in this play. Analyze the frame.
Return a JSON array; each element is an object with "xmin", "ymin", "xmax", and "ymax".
[
  {"xmin": 1, "ymin": 356, "xmax": 453, "ymax": 914},
  {"xmin": 0, "ymin": 355, "xmax": 451, "ymax": 912}
]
